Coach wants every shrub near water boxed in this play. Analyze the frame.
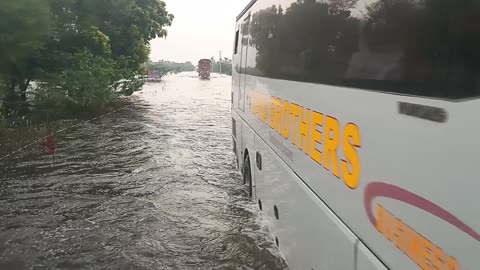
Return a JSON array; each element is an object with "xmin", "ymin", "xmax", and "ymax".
[
  {"xmin": 0, "ymin": 119, "xmax": 64, "ymax": 156},
  {"xmin": 35, "ymin": 51, "xmax": 117, "ymax": 113}
]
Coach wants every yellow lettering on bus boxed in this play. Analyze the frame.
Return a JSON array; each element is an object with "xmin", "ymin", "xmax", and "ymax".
[
  {"xmin": 282, "ymin": 100, "xmax": 290, "ymax": 139},
  {"xmin": 447, "ymin": 257, "xmax": 459, "ymax": 270},
  {"xmin": 299, "ymin": 108, "xmax": 311, "ymax": 155},
  {"xmin": 394, "ymin": 216, "xmax": 406, "ymax": 251},
  {"xmin": 324, "ymin": 116, "xmax": 340, "ymax": 178},
  {"xmin": 384, "ymin": 213, "xmax": 395, "ymax": 242},
  {"xmin": 376, "ymin": 204, "xmax": 386, "ymax": 234},
  {"xmin": 395, "ymin": 220, "xmax": 410, "ymax": 254},
  {"xmin": 270, "ymin": 96, "xmax": 276, "ymax": 129},
  {"xmin": 376, "ymin": 205, "xmax": 460, "ymax": 270},
  {"xmin": 252, "ymin": 92, "xmax": 257, "ymax": 115},
  {"xmin": 262, "ymin": 94, "xmax": 268, "ymax": 123},
  {"xmin": 432, "ymin": 245, "xmax": 445, "ymax": 270},
  {"xmin": 250, "ymin": 91, "xmax": 366, "ymax": 189},
  {"xmin": 409, "ymin": 232, "xmax": 422, "ymax": 267},
  {"xmin": 275, "ymin": 98, "xmax": 282, "ymax": 135},
  {"xmin": 290, "ymin": 103, "xmax": 300, "ymax": 146},
  {"xmin": 310, "ymin": 111, "xmax": 323, "ymax": 165},
  {"xmin": 341, "ymin": 123, "xmax": 361, "ymax": 189},
  {"xmin": 421, "ymin": 238, "xmax": 434, "ymax": 270},
  {"xmin": 258, "ymin": 93, "xmax": 262, "ymax": 117}
]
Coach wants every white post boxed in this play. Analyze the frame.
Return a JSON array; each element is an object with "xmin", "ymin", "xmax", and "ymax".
[{"xmin": 218, "ymin": 51, "xmax": 223, "ymax": 74}]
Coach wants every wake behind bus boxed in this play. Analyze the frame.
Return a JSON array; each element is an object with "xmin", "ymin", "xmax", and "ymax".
[{"xmin": 231, "ymin": 0, "xmax": 479, "ymax": 269}]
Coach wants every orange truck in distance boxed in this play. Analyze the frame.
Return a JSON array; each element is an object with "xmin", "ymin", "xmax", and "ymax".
[{"xmin": 198, "ymin": 59, "xmax": 211, "ymax": 79}]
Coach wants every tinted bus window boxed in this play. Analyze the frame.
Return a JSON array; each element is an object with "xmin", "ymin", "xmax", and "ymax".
[{"xmin": 245, "ymin": 0, "xmax": 480, "ymax": 99}]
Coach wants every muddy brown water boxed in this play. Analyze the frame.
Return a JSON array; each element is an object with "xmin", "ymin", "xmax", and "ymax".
[{"xmin": 0, "ymin": 72, "xmax": 287, "ymax": 270}]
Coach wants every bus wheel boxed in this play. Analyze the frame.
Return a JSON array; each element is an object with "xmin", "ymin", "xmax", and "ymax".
[{"xmin": 243, "ymin": 155, "xmax": 253, "ymax": 198}]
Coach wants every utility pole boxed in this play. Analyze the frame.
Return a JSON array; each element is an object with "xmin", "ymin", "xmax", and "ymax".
[{"xmin": 218, "ymin": 51, "xmax": 222, "ymax": 74}]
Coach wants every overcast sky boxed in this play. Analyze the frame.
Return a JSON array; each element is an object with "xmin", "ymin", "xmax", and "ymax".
[{"xmin": 149, "ymin": 0, "xmax": 251, "ymax": 64}]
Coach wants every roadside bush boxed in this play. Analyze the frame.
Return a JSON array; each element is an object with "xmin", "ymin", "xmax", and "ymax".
[{"xmin": 34, "ymin": 51, "xmax": 117, "ymax": 113}]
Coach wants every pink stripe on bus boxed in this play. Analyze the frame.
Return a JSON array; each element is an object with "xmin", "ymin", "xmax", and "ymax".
[{"xmin": 364, "ymin": 182, "xmax": 479, "ymax": 242}]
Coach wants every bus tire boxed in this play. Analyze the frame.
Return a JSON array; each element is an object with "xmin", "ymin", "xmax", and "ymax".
[{"xmin": 243, "ymin": 154, "xmax": 253, "ymax": 198}]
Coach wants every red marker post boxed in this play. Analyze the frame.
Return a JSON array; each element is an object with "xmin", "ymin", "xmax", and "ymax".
[{"xmin": 46, "ymin": 134, "xmax": 55, "ymax": 163}]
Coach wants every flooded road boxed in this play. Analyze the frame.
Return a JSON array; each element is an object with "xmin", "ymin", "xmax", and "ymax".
[{"xmin": 0, "ymin": 72, "xmax": 287, "ymax": 270}]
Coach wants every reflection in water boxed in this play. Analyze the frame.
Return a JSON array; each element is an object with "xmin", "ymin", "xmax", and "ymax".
[
  {"xmin": 242, "ymin": 0, "xmax": 480, "ymax": 98},
  {"xmin": 0, "ymin": 72, "xmax": 287, "ymax": 270}
]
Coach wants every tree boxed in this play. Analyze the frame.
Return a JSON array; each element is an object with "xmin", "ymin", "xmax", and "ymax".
[
  {"xmin": 211, "ymin": 58, "xmax": 233, "ymax": 75},
  {"xmin": 45, "ymin": 0, "xmax": 173, "ymax": 94},
  {"xmin": 68, "ymin": 0, "xmax": 173, "ymax": 72},
  {"xmin": 1, "ymin": 0, "xmax": 173, "ymax": 113},
  {"xmin": 0, "ymin": 0, "xmax": 51, "ymax": 113},
  {"xmin": 36, "ymin": 51, "xmax": 116, "ymax": 111}
]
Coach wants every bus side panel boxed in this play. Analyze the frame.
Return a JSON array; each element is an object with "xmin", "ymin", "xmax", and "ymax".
[
  {"xmin": 254, "ymin": 134, "xmax": 357, "ymax": 270},
  {"xmin": 235, "ymin": 0, "xmax": 480, "ymax": 269},
  {"xmin": 233, "ymin": 110, "xmax": 256, "ymax": 182},
  {"xmin": 356, "ymin": 242, "xmax": 388, "ymax": 270},
  {"xmin": 232, "ymin": 112, "xmax": 242, "ymax": 168},
  {"xmin": 232, "ymin": 20, "xmax": 244, "ymax": 169},
  {"xmin": 247, "ymin": 76, "xmax": 479, "ymax": 269}
]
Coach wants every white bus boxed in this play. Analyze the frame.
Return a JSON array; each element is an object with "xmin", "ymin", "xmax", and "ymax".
[{"xmin": 231, "ymin": 0, "xmax": 479, "ymax": 269}]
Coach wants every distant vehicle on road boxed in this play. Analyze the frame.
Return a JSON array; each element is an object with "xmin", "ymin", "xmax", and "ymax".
[
  {"xmin": 146, "ymin": 69, "xmax": 163, "ymax": 82},
  {"xmin": 197, "ymin": 59, "xmax": 211, "ymax": 80}
]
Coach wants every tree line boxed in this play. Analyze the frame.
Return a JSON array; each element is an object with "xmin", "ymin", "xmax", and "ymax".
[
  {"xmin": 0, "ymin": 0, "xmax": 173, "ymax": 117},
  {"xmin": 148, "ymin": 60, "xmax": 196, "ymax": 75},
  {"xmin": 210, "ymin": 58, "xmax": 233, "ymax": 75}
]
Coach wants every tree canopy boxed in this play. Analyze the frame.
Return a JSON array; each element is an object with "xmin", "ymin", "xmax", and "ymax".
[
  {"xmin": 0, "ymin": 0, "xmax": 173, "ymax": 116},
  {"xmin": 0, "ymin": 0, "xmax": 51, "ymax": 108}
]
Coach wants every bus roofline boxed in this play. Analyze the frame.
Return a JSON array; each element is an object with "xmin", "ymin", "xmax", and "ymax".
[{"xmin": 236, "ymin": 0, "xmax": 257, "ymax": 21}]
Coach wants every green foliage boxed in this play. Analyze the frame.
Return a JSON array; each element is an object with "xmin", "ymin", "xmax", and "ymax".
[
  {"xmin": 210, "ymin": 58, "xmax": 232, "ymax": 75},
  {"xmin": 0, "ymin": 0, "xmax": 173, "ymax": 116},
  {"xmin": 0, "ymin": 83, "xmax": 5, "ymax": 99},
  {"xmin": 0, "ymin": 0, "xmax": 51, "ymax": 114},
  {"xmin": 72, "ymin": 0, "xmax": 173, "ymax": 63},
  {"xmin": 0, "ymin": 0, "xmax": 51, "ymax": 73},
  {"xmin": 36, "ymin": 51, "xmax": 116, "ymax": 110},
  {"xmin": 113, "ymin": 59, "xmax": 146, "ymax": 96},
  {"xmin": 148, "ymin": 60, "xmax": 196, "ymax": 74}
]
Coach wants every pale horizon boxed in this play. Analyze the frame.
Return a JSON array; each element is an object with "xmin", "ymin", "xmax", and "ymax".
[{"xmin": 149, "ymin": 0, "xmax": 251, "ymax": 64}]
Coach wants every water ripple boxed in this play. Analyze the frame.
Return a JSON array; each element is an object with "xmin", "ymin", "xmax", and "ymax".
[{"xmin": 0, "ymin": 72, "xmax": 287, "ymax": 270}]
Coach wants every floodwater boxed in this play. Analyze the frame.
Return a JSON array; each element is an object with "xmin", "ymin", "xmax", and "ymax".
[{"xmin": 0, "ymin": 72, "xmax": 287, "ymax": 270}]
